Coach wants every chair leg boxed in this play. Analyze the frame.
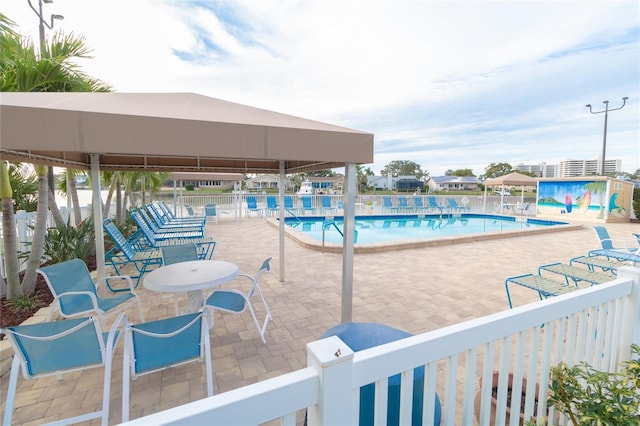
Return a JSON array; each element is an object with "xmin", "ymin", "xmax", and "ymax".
[{"xmin": 3, "ymin": 356, "xmax": 21, "ymax": 426}]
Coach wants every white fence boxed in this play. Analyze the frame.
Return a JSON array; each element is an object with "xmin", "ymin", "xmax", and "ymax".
[{"xmin": 123, "ymin": 268, "xmax": 640, "ymax": 426}]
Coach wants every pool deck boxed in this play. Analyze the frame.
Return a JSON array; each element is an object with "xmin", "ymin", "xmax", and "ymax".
[{"xmin": 1, "ymin": 217, "xmax": 638, "ymax": 424}]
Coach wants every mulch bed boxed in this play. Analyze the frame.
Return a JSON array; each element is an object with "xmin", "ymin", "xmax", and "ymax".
[{"xmin": 0, "ymin": 255, "xmax": 97, "ymax": 338}]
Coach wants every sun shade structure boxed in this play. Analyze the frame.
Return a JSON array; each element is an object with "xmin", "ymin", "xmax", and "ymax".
[
  {"xmin": 0, "ymin": 92, "xmax": 374, "ymax": 323},
  {"xmin": 0, "ymin": 92, "xmax": 373, "ymax": 172},
  {"xmin": 483, "ymin": 172, "xmax": 538, "ymax": 213}
]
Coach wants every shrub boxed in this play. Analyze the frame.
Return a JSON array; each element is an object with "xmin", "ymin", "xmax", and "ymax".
[
  {"xmin": 42, "ymin": 218, "xmax": 96, "ymax": 265},
  {"xmin": 546, "ymin": 344, "xmax": 640, "ymax": 425},
  {"xmin": 633, "ymin": 187, "xmax": 640, "ymax": 220}
]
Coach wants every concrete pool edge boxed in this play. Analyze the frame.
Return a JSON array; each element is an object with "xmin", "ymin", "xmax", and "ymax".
[{"xmin": 265, "ymin": 216, "xmax": 584, "ymax": 254}]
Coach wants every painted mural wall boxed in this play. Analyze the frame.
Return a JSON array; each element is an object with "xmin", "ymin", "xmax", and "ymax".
[{"xmin": 537, "ymin": 178, "xmax": 632, "ymax": 221}]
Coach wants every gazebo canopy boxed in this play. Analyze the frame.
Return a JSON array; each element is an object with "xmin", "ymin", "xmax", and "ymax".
[
  {"xmin": 0, "ymin": 92, "xmax": 374, "ymax": 173},
  {"xmin": 484, "ymin": 172, "xmax": 538, "ymax": 187}
]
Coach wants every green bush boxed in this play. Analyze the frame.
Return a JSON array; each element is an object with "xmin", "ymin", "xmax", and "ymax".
[
  {"xmin": 42, "ymin": 218, "xmax": 96, "ymax": 265},
  {"xmin": 633, "ymin": 187, "xmax": 640, "ymax": 220},
  {"xmin": 546, "ymin": 344, "xmax": 640, "ymax": 425},
  {"xmin": 185, "ymin": 183, "xmax": 195, "ymax": 191}
]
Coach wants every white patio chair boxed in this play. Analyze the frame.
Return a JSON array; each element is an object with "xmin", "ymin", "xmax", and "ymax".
[
  {"xmin": 205, "ymin": 257, "xmax": 272, "ymax": 343},
  {"xmin": 2, "ymin": 313, "xmax": 124, "ymax": 426},
  {"xmin": 122, "ymin": 310, "xmax": 213, "ymax": 422},
  {"xmin": 37, "ymin": 258, "xmax": 144, "ymax": 326}
]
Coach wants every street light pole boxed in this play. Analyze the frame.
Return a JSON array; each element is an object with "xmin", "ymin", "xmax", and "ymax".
[
  {"xmin": 585, "ymin": 97, "xmax": 628, "ymax": 176},
  {"xmin": 27, "ymin": 0, "xmax": 64, "ymax": 50},
  {"xmin": 26, "ymin": 0, "xmax": 64, "ymax": 193}
]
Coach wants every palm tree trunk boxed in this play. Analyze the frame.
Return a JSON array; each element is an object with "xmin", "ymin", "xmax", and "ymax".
[
  {"xmin": 1, "ymin": 162, "xmax": 22, "ymax": 299},
  {"xmin": 48, "ymin": 186, "xmax": 65, "ymax": 227},
  {"xmin": 67, "ymin": 169, "xmax": 82, "ymax": 225},
  {"xmin": 103, "ymin": 172, "xmax": 118, "ymax": 218},
  {"xmin": 20, "ymin": 166, "xmax": 49, "ymax": 294}
]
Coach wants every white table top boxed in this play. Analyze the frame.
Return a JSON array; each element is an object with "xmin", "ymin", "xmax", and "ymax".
[{"xmin": 143, "ymin": 260, "xmax": 239, "ymax": 293}]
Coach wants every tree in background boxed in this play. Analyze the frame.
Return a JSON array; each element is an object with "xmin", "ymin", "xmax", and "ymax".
[
  {"xmin": 357, "ymin": 166, "xmax": 374, "ymax": 192},
  {"xmin": 445, "ymin": 168, "xmax": 475, "ymax": 177},
  {"xmin": 480, "ymin": 162, "xmax": 513, "ymax": 180},
  {"xmin": 7, "ymin": 163, "xmax": 38, "ymax": 212},
  {"xmin": 380, "ymin": 160, "xmax": 427, "ymax": 179}
]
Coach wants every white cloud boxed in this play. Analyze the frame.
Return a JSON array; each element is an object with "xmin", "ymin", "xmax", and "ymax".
[{"xmin": 3, "ymin": 0, "xmax": 639, "ymax": 176}]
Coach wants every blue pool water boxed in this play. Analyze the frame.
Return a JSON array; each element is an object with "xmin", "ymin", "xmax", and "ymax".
[{"xmin": 284, "ymin": 214, "xmax": 568, "ymax": 244}]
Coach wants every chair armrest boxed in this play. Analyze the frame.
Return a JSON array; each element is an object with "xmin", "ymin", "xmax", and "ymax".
[{"xmin": 96, "ymin": 275, "xmax": 135, "ymax": 293}]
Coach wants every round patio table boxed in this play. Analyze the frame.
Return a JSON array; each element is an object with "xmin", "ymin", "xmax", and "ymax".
[{"xmin": 144, "ymin": 260, "xmax": 239, "ymax": 313}]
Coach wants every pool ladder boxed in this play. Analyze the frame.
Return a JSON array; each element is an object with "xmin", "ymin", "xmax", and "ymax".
[{"xmin": 322, "ymin": 219, "xmax": 358, "ymax": 254}]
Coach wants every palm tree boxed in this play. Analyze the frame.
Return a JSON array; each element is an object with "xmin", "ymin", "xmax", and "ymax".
[{"xmin": 0, "ymin": 15, "xmax": 111, "ymax": 300}]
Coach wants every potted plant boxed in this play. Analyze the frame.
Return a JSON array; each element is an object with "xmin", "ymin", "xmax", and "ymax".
[{"xmin": 474, "ymin": 371, "xmax": 539, "ymax": 425}]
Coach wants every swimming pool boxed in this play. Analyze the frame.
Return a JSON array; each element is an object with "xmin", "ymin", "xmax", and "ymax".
[{"xmin": 274, "ymin": 214, "xmax": 577, "ymax": 253}]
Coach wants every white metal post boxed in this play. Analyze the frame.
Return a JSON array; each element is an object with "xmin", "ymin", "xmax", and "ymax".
[
  {"xmin": 90, "ymin": 154, "xmax": 106, "ymax": 279},
  {"xmin": 341, "ymin": 163, "xmax": 356, "ymax": 323}
]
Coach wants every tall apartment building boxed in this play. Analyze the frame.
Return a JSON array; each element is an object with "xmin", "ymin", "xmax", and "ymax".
[
  {"xmin": 558, "ymin": 158, "xmax": 621, "ymax": 177},
  {"xmin": 515, "ymin": 158, "xmax": 621, "ymax": 178},
  {"xmin": 515, "ymin": 162, "xmax": 558, "ymax": 178}
]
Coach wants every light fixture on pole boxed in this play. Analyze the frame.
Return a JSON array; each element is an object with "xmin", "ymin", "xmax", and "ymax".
[
  {"xmin": 26, "ymin": 0, "xmax": 64, "ymax": 51},
  {"xmin": 585, "ymin": 97, "xmax": 628, "ymax": 176},
  {"xmin": 27, "ymin": 0, "xmax": 64, "ymax": 193}
]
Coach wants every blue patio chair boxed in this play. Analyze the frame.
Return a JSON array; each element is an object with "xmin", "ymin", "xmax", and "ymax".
[
  {"xmin": 204, "ymin": 203, "xmax": 218, "ymax": 223},
  {"xmin": 398, "ymin": 196, "xmax": 412, "ymax": 212},
  {"xmin": 427, "ymin": 196, "xmax": 444, "ymax": 213},
  {"xmin": 447, "ymin": 198, "xmax": 469, "ymax": 212},
  {"xmin": 246, "ymin": 195, "xmax": 264, "ymax": 217},
  {"xmin": 382, "ymin": 196, "xmax": 399, "ymax": 213},
  {"xmin": 103, "ymin": 218, "xmax": 164, "ymax": 288},
  {"xmin": 301, "ymin": 196, "xmax": 315, "ymax": 214},
  {"xmin": 2, "ymin": 313, "xmax": 124, "ymax": 426},
  {"xmin": 592, "ymin": 226, "xmax": 638, "ymax": 253},
  {"xmin": 205, "ymin": 257, "xmax": 272, "ymax": 344},
  {"xmin": 122, "ymin": 311, "xmax": 213, "ymax": 422},
  {"xmin": 37, "ymin": 258, "xmax": 144, "ymax": 325},
  {"xmin": 321, "ymin": 196, "xmax": 337, "ymax": 214},
  {"xmin": 161, "ymin": 243, "xmax": 200, "ymax": 314},
  {"xmin": 413, "ymin": 196, "xmax": 429, "ymax": 212},
  {"xmin": 284, "ymin": 195, "xmax": 300, "ymax": 215},
  {"xmin": 266, "ymin": 196, "xmax": 280, "ymax": 216}
]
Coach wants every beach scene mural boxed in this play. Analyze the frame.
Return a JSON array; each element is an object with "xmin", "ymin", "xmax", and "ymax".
[{"xmin": 537, "ymin": 179, "xmax": 631, "ymax": 220}]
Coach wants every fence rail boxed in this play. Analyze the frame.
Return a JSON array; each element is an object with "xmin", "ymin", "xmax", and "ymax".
[{"xmin": 123, "ymin": 268, "xmax": 640, "ymax": 425}]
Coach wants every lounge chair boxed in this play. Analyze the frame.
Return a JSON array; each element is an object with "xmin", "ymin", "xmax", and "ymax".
[
  {"xmin": 266, "ymin": 196, "xmax": 280, "ymax": 216},
  {"xmin": 204, "ymin": 203, "xmax": 218, "ymax": 223},
  {"xmin": 147, "ymin": 203, "xmax": 205, "ymax": 226},
  {"xmin": 284, "ymin": 195, "xmax": 300, "ymax": 215},
  {"xmin": 131, "ymin": 208, "xmax": 206, "ymax": 240},
  {"xmin": 514, "ymin": 202, "xmax": 531, "ymax": 215},
  {"xmin": 301, "ymin": 196, "xmax": 315, "ymax": 214},
  {"xmin": 412, "ymin": 196, "xmax": 429, "ymax": 212},
  {"xmin": 138, "ymin": 207, "xmax": 204, "ymax": 235},
  {"xmin": 537, "ymin": 262, "xmax": 616, "ymax": 287},
  {"xmin": 246, "ymin": 195, "xmax": 264, "ymax": 217},
  {"xmin": 447, "ymin": 198, "xmax": 469, "ymax": 212},
  {"xmin": 103, "ymin": 218, "xmax": 164, "ymax": 288},
  {"xmin": 122, "ymin": 311, "xmax": 213, "ymax": 422},
  {"xmin": 321, "ymin": 195, "xmax": 337, "ymax": 214},
  {"xmin": 205, "ymin": 257, "xmax": 272, "ymax": 343},
  {"xmin": 504, "ymin": 273, "xmax": 579, "ymax": 308},
  {"xmin": 398, "ymin": 196, "xmax": 412, "ymax": 213},
  {"xmin": 592, "ymin": 225, "xmax": 638, "ymax": 253},
  {"xmin": 382, "ymin": 196, "xmax": 400, "ymax": 213},
  {"xmin": 37, "ymin": 258, "xmax": 144, "ymax": 325},
  {"xmin": 2, "ymin": 313, "xmax": 124, "ymax": 426},
  {"xmin": 427, "ymin": 196, "xmax": 444, "ymax": 213}
]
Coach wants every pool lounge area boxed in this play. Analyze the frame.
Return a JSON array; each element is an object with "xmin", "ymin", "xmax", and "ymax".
[{"xmin": 1, "ymin": 218, "xmax": 638, "ymax": 425}]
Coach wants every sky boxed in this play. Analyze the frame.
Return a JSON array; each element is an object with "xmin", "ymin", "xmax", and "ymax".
[{"xmin": 3, "ymin": 0, "xmax": 639, "ymax": 177}]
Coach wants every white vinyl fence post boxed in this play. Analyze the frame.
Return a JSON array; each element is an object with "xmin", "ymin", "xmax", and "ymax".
[
  {"xmin": 306, "ymin": 336, "xmax": 354, "ymax": 426},
  {"xmin": 616, "ymin": 266, "xmax": 640, "ymax": 365}
]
